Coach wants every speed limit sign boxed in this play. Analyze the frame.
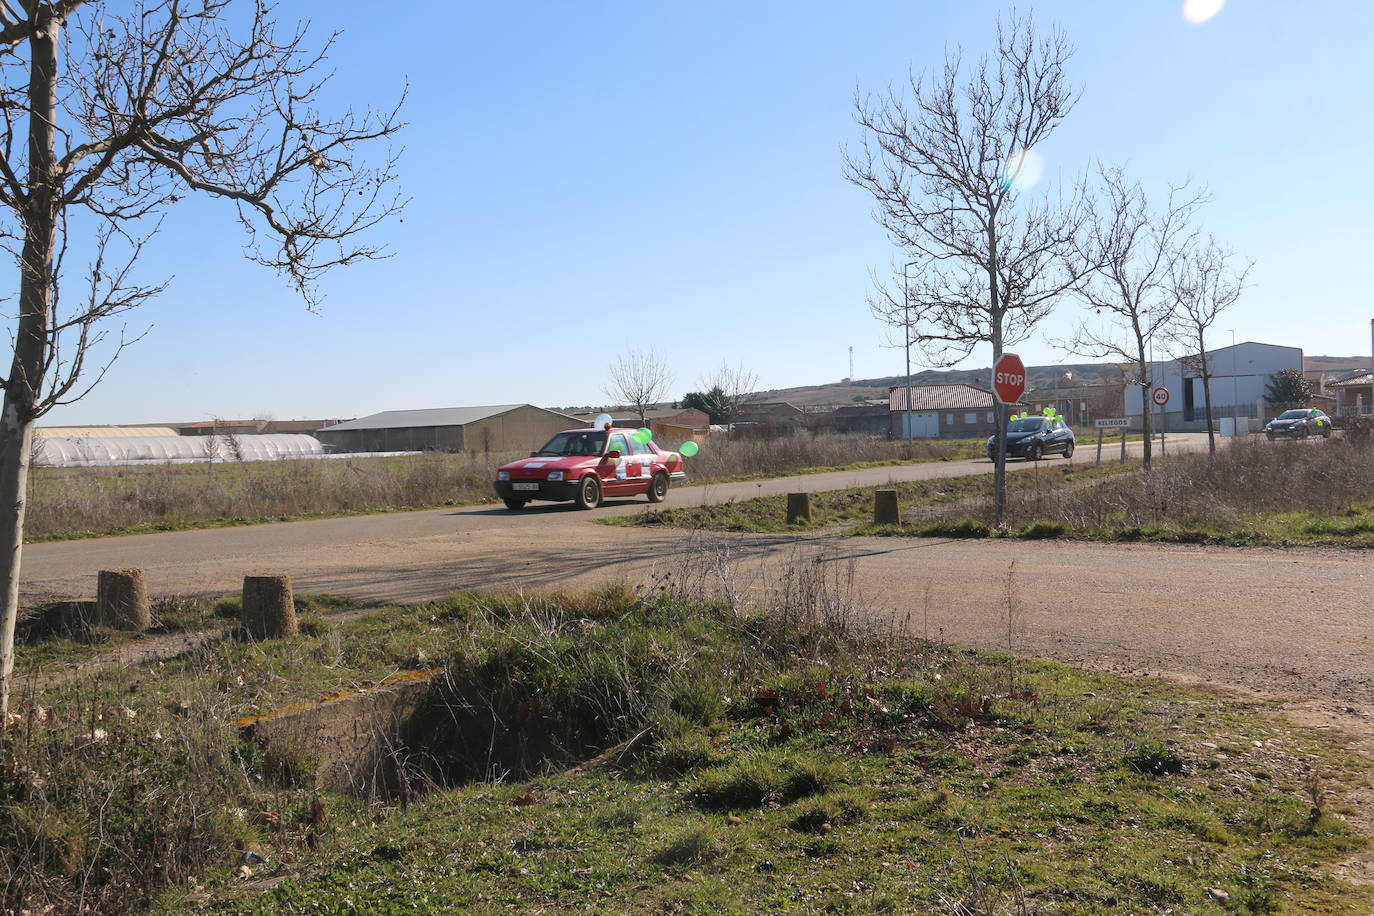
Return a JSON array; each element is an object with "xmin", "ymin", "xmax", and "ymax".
[{"xmin": 1152, "ymin": 386, "xmax": 1170, "ymax": 407}]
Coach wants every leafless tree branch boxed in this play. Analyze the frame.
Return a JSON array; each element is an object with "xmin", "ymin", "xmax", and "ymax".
[
  {"xmin": 1166, "ymin": 237, "xmax": 1253, "ymax": 454},
  {"xmin": 604, "ymin": 349, "xmax": 674, "ymax": 427},
  {"xmin": 1064, "ymin": 165, "xmax": 1208, "ymax": 469}
]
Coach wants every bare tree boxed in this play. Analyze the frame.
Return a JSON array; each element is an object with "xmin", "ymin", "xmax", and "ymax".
[
  {"xmin": 845, "ymin": 12, "xmax": 1089, "ymax": 526},
  {"xmin": 604, "ymin": 349, "xmax": 673, "ymax": 426},
  {"xmin": 1067, "ymin": 167, "xmax": 1206, "ymax": 471},
  {"xmin": 0, "ymin": 0, "xmax": 403, "ymax": 732},
  {"xmin": 695, "ymin": 360, "xmax": 757, "ymax": 429},
  {"xmin": 1168, "ymin": 238, "xmax": 1251, "ymax": 455}
]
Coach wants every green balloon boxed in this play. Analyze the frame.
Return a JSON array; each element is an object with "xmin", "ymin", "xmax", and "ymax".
[
  {"xmin": 634, "ymin": 427, "xmax": 653, "ymax": 444},
  {"xmin": 679, "ymin": 441, "xmax": 699, "ymax": 457}
]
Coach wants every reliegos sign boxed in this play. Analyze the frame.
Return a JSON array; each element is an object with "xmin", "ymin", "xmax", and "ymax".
[{"xmin": 992, "ymin": 352, "xmax": 1026, "ymax": 405}]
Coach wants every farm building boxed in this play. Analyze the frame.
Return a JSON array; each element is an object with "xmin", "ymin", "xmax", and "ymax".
[
  {"xmin": 315, "ymin": 404, "xmax": 583, "ymax": 454},
  {"xmin": 824, "ymin": 402, "xmax": 889, "ymax": 435},
  {"xmin": 1124, "ymin": 342, "xmax": 1302, "ymax": 431},
  {"xmin": 734, "ymin": 401, "xmax": 808, "ymax": 436},
  {"xmin": 571, "ymin": 407, "xmax": 709, "ymax": 445},
  {"xmin": 175, "ymin": 418, "xmax": 340, "ymax": 436},
  {"xmin": 1329, "ymin": 370, "xmax": 1374, "ymax": 419},
  {"xmin": 888, "ymin": 385, "xmax": 1019, "ymax": 438}
]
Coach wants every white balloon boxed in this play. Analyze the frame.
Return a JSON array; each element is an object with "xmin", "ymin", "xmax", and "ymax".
[{"xmin": 593, "ymin": 413, "xmax": 614, "ymax": 430}]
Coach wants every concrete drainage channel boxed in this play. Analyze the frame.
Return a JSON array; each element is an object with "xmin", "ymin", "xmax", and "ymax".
[
  {"xmin": 238, "ymin": 669, "xmax": 448, "ymax": 798},
  {"xmin": 239, "ymin": 666, "xmax": 612, "ymax": 799}
]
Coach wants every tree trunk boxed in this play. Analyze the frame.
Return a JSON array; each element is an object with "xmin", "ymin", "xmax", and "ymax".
[
  {"xmin": 0, "ymin": 411, "xmax": 32, "ymax": 729},
  {"xmin": 0, "ymin": 9, "xmax": 60, "ymax": 738}
]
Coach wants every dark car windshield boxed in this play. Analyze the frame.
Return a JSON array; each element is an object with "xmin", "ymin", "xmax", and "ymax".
[
  {"xmin": 536, "ymin": 431, "xmax": 606, "ymax": 457},
  {"xmin": 1008, "ymin": 417, "xmax": 1047, "ymax": 432},
  {"xmin": 1277, "ymin": 409, "xmax": 1313, "ymax": 420}
]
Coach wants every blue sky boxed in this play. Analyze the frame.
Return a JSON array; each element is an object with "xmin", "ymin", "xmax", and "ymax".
[{"xmin": 45, "ymin": 0, "xmax": 1374, "ymax": 425}]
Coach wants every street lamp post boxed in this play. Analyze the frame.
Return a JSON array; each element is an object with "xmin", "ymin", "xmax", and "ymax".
[{"xmin": 902, "ymin": 260, "xmax": 918, "ymax": 442}]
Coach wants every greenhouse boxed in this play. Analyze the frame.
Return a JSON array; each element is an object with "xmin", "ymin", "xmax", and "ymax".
[{"xmin": 33, "ymin": 434, "xmax": 326, "ymax": 467}]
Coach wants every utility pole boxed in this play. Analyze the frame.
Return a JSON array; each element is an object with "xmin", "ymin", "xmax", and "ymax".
[{"xmin": 902, "ymin": 261, "xmax": 918, "ymax": 441}]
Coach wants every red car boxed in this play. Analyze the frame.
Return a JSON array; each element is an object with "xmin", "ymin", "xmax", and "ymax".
[{"xmin": 494, "ymin": 427, "xmax": 687, "ymax": 510}]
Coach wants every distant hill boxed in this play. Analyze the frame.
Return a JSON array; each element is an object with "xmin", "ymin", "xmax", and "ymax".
[
  {"xmin": 749, "ymin": 361, "xmax": 1130, "ymax": 409},
  {"xmin": 746, "ymin": 356, "xmax": 1371, "ymax": 409}
]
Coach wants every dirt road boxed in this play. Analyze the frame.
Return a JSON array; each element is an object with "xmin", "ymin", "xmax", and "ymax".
[{"xmin": 30, "ymin": 431, "xmax": 1374, "ymax": 707}]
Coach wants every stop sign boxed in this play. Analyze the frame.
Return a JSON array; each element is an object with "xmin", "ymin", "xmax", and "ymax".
[{"xmin": 992, "ymin": 352, "xmax": 1026, "ymax": 405}]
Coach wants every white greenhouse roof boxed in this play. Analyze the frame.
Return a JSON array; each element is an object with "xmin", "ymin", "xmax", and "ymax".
[{"xmin": 34, "ymin": 434, "xmax": 324, "ymax": 467}]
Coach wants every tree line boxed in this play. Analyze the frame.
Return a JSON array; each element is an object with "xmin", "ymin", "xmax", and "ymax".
[{"xmin": 845, "ymin": 12, "xmax": 1253, "ymax": 524}]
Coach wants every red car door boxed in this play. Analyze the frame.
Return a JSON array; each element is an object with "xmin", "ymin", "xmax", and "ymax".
[{"xmin": 600, "ymin": 432, "xmax": 635, "ymax": 496}]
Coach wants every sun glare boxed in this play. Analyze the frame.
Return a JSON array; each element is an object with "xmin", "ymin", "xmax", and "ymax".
[
  {"xmin": 1001, "ymin": 148, "xmax": 1045, "ymax": 192},
  {"xmin": 1182, "ymin": 0, "xmax": 1225, "ymax": 25}
]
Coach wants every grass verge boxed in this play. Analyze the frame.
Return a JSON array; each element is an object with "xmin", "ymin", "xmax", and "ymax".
[
  {"xmin": 4, "ymin": 582, "xmax": 1368, "ymax": 914},
  {"xmin": 606, "ymin": 461, "xmax": 1129, "ymax": 535}
]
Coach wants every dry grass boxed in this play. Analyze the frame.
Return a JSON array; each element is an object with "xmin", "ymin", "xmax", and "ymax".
[
  {"xmin": 25, "ymin": 433, "xmax": 979, "ymax": 540},
  {"xmin": 944, "ymin": 437, "xmax": 1374, "ymax": 539}
]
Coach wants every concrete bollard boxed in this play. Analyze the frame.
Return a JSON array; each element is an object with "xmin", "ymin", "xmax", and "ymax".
[
  {"xmin": 873, "ymin": 489, "xmax": 899, "ymax": 525},
  {"xmin": 786, "ymin": 492, "xmax": 812, "ymax": 525},
  {"xmin": 97, "ymin": 568, "xmax": 150, "ymax": 630},
  {"xmin": 242, "ymin": 574, "xmax": 298, "ymax": 639}
]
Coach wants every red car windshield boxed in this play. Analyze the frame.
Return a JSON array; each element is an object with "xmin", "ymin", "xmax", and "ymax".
[{"xmin": 535, "ymin": 430, "xmax": 606, "ymax": 457}]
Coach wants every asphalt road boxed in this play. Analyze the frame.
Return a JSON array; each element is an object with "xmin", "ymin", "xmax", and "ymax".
[{"xmin": 30, "ymin": 431, "xmax": 1374, "ymax": 706}]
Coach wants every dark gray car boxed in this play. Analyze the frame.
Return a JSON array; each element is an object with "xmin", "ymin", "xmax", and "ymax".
[
  {"xmin": 986, "ymin": 416, "xmax": 1076, "ymax": 461},
  {"xmin": 1266, "ymin": 408, "xmax": 1330, "ymax": 439}
]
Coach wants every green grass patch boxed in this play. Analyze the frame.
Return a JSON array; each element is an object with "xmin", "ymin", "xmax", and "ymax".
[{"xmin": 7, "ymin": 585, "xmax": 1371, "ymax": 915}]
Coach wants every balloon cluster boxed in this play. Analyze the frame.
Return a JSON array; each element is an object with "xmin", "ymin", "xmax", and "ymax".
[
  {"xmin": 1041, "ymin": 406, "xmax": 1058, "ymax": 420},
  {"xmin": 1310, "ymin": 408, "xmax": 1328, "ymax": 427}
]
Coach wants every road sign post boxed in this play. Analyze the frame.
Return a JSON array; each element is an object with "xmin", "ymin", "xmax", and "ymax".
[
  {"xmin": 1152, "ymin": 387, "xmax": 1170, "ymax": 457},
  {"xmin": 1094, "ymin": 418, "xmax": 1130, "ymax": 466},
  {"xmin": 991, "ymin": 353, "xmax": 1027, "ymax": 528}
]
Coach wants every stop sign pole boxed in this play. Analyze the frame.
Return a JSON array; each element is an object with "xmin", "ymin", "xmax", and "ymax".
[{"xmin": 992, "ymin": 353, "xmax": 1026, "ymax": 527}]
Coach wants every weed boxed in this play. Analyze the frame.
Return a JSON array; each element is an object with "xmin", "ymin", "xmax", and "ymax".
[
  {"xmin": 650, "ymin": 824, "xmax": 724, "ymax": 867},
  {"xmin": 1124, "ymin": 741, "xmax": 1186, "ymax": 776},
  {"xmin": 690, "ymin": 750, "xmax": 840, "ymax": 810}
]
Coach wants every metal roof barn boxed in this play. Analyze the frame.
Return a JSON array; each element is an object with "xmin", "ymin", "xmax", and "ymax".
[{"xmin": 315, "ymin": 404, "xmax": 584, "ymax": 454}]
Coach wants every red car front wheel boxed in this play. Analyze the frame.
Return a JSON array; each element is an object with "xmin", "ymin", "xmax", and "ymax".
[{"xmin": 575, "ymin": 476, "xmax": 602, "ymax": 510}]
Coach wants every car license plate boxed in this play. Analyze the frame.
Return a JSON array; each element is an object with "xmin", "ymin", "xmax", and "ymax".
[{"xmin": 512, "ymin": 482, "xmax": 539, "ymax": 491}]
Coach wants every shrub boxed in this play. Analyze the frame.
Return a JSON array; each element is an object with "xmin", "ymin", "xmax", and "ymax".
[
  {"xmin": 1020, "ymin": 520, "xmax": 1067, "ymax": 539},
  {"xmin": 690, "ymin": 750, "xmax": 840, "ymax": 810},
  {"xmin": 1124, "ymin": 741, "xmax": 1186, "ymax": 776}
]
